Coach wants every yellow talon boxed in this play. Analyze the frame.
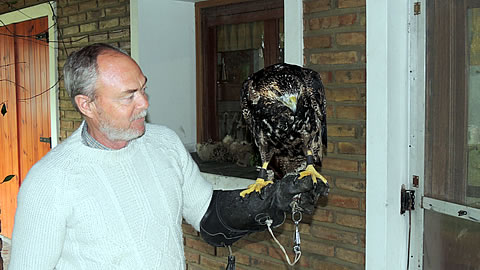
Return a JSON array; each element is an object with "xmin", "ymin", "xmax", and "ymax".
[
  {"xmin": 299, "ymin": 164, "xmax": 328, "ymax": 185},
  {"xmin": 240, "ymin": 178, "xmax": 273, "ymax": 197}
]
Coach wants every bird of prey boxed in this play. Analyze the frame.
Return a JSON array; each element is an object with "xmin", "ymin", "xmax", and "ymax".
[{"xmin": 239, "ymin": 63, "xmax": 328, "ymax": 197}]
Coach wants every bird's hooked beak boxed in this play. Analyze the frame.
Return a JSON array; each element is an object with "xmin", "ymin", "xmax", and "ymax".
[{"xmin": 286, "ymin": 96, "xmax": 297, "ymax": 113}]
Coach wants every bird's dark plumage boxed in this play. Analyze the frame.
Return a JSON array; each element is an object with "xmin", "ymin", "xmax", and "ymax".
[{"xmin": 241, "ymin": 63, "xmax": 327, "ymax": 179}]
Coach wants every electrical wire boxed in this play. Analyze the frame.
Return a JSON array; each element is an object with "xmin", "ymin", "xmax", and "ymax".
[{"xmin": 407, "ymin": 209, "xmax": 412, "ymax": 270}]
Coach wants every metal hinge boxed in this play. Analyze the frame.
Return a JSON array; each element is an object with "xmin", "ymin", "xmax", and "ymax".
[
  {"xmin": 401, "ymin": 184, "xmax": 415, "ymax": 214},
  {"xmin": 40, "ymin": 136, "xmax": 52, "ymax": 148},
  {"xmin": 414, "ymin": 2, "xmax": 421, "ymax": 15}
]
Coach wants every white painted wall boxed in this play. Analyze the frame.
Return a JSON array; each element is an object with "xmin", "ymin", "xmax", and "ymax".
[
  {"xmin": 366, "ymin": 0, "xmax": 410, "ymax": 269},
  {"xmin": 131, "ymin": 0, "xmax": 197, "ymax": 151}
]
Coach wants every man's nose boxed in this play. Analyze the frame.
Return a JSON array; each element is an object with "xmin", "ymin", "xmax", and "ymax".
[{"xmin": 137, "ymin": 91, "xmax": 149, "ymax": 110}]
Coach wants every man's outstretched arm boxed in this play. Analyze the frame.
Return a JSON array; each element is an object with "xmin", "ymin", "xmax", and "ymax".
[{"xmin": 199, "ymin": 173, "xmax": 329, "ymax": 247}]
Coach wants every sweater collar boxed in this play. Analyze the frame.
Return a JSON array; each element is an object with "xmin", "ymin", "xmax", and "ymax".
[{"xmin": 81, "ymin": 122, "xmax": 114, "ymax": 151}]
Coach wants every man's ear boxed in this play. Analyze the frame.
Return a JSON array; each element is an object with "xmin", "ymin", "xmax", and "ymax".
[{"xmin": 75, "ymin": 94, "xmax": 95, "ymax": 118}]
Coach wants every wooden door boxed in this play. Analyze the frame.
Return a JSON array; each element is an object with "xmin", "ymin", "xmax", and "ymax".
[
  {"xmin": 0, "ymin": 16, "xmax": 50, "ymax": 238},
  {"xmin": 0, "ymin": 18, "xmax": 20, "ymax": 240}
]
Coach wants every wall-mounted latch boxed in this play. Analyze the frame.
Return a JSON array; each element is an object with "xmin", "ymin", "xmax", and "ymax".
[
  {"xmin": 401, "ymin": 185, "xmax": 415, "ymax": 214},
  {"xmin": 414, "ymin": 2, "xmax": 421, "ymax": 15},
  {"xmin": 40, "ymin": 136, "xmax": 52, "ymax": 148}
]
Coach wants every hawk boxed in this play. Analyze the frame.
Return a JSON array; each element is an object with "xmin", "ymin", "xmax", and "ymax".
[{"xmin": 240, "ymin": 63, "xmax": 328, "ymax": 197}]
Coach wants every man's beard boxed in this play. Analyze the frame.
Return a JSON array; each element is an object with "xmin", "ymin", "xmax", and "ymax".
[{"xmin": 98, "ymin": 109, "xmax": 147, "ymax": 142}]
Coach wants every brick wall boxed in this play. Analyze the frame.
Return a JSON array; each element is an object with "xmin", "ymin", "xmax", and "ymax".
[
  {"xmin": 1, "ymin": 0, "xmax": 366, "ymax": 269},
  {"xmin": 56, "ymin": 0, "xmax": 130, "ymax": 140},
  {"xmin": 184, "ymin": 0, "xmax": 366, "ymax": 269}
]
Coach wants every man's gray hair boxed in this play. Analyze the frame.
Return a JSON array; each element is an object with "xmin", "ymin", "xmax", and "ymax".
[{"xmin": 63, "ymin": 43, "xmax": 129, "ymax": 112}]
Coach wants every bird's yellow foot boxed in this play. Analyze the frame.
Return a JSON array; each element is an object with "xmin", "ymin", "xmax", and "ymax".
[
  {"xmin": 299, "ymin": 164, "xmax": 328, "ymax": 185},
  {"xmin": 240, "ymin": 178, "xmax": 273, "ymax": 197}
]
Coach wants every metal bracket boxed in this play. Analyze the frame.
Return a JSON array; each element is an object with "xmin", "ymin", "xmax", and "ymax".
[
  {"xmin": 414, "ymin": 2, "xmax": 421, "ymax": 15},
  {"xmin": 35, "ymin": 31, "xmax": 49, "ymax": 43},
  {"xmin": 401, "ymin": 185, "xmax": 415, "ymax": 214},
  {"xmin": 40, "ymin": 136, "xmax": 52, "ymax": 148}
]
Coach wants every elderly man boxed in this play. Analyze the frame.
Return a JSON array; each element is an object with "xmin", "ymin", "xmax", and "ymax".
[{"xmin": 8, "ymin": 43, "xmax": 326, "ymax": 269}]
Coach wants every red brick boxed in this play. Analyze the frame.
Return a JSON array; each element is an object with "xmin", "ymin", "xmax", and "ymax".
[
  {"xmin": 338, "ymin": 0, "xmax": 366, "ymax": 8},
  {"xmin": 359, "ymin": 88, "xmax": 366, "ymax": 102},
  {"xmin": 61, "ymin": 5, "xmax": 79, "ymax": 16},
  {"xmin": 326, "ymin": 88, "xmax": 358, "ymax": 102},
  {"xmin": 109, "ymin": 29, "xmax": 129, "ymax": 39},
  {"xmin": 308, "ymin": 14, "xmax": 357, "ymax": 30},
  {"xmin": 182, "ymin": 223, "xmax": 198, "ymax": 236},
  {"xmin": 336, "ymin": 105, "xmax": 366, "ymax": 120},
  {"xmin": 336, "ymin": 32, "xmax": 366, "ymax": 46},
  {"xmin": 79, "ymin": 0, "xmax": 97, "ymax": 10},
  {"xmin": 304, "ymin": 0, "xmax": 330, "ymax": 13},
  {"xmin": 328, "ymin": 124, "xmax": 356, "ymax": 137},
  {"xmin": 360, "ymin": 13, "xmax": 366, "ymax": 25},
  {"xmin": 62, "ymin": 25, "xmax": 79, "ymax": 35},
  {"xmin": 336, "ymin": 247, "xmax": 365, "ymax": 264},
  {"xmin": 251, "ymin": 257, "xmax": 288, "ymax": 270},
  {"xmin": 105, "ymin": 5, "xmax": 126, "ymax": 16},
  {"xmin": 200, "ymin": 255, "xmax": 227, "ymax": 269},
  {"xmin": 319, "ymin": 71, "xmax": 333, "ymax": 84},
  {"xmin": 335, "ymin": 70, "xmax": 365, "ymax": 83},
  {"xmin": 328, "ymin": 194, "xmax": 360, "ymax": 209},
  {"xmin": 233, "ymin": 252, "xmax": 251, "ymax": 265},
  {"xmin": 184, "ymin": 237, "xmax": 215, "ymax": 256},
  {"xmin": 312, "ymin": 208, "xmax": 334, "ymax": 222},
  {"xmin": 73, "ymin": 120, "xmax": 82, "ymax": 130},
  {"xmin": 310, "ymin": 225, "xmax": 359, "ymax": 245},
  {"xmin": 87, "ymin": 9, "xmax": 105, "ymax": 20},
  {"xmin": 327, "ymin": 141, "xmax": 335, "ymax": 153},
  {"xmin": 98, "ymin": 0, "xmax": 119, "ymax": 7},
  {"xmin": 68, "ymin": 13, "xmax": 86, "ymax": 24},
  {"xmin": 80, "ymin": 22, "xmax": 97, "ymax": 32},
  {"xmin": 89, "ymin": 33, "xmax": 108, "ymax": 42},
  {"xmin": 326, "ymin": 105, "xmax": 334, "ymax": 118},
  {"xmin": 304, "ymin": 35, "xmax": 332, "ymax": 49},
  {"xmin": 302, "ymin": 238, "xmax": 335, "ymax": 256},
  {"xmin": 99, "ymin": 18, "xmax": 119, "ymax": 29},
  {"xmin": 184, "ymin": 249, "xmax": 200, "ymax": 263},
  {"xmin": 311, "ymin": 51, "xmax": 358, "ymax": 65},
  {"xmin": 60, "ymin": 120, "xmax": 73, "ymax": 130},
  {"xmin": 336, "ymin": 213, "xmax": 365, "ymax": 229},
  {"xmin": 338, "ymin": 141, "xmax": 365, "ymax": 154},
  {"xmin": 311, "ymin": 260, "xmax": 350, "ymax": 270},
  {"xmin": 322, "ymin": 157, "xmax": 358, "ymax": 172},
  {"xmin": 236, "ymin": 240, "xmax": 268, "ymax": 255},
  {"xmin": 120, "ymin": 16, "xmax": 130, "ymax": 26},
  {"xmin": 335, "ymin": 177, "xmax": 366, "ymax": 192}
]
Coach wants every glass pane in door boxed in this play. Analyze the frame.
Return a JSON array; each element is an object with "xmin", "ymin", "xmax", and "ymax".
[
  {"xmin": 423, "ymin": 210, "xmax": 480, "ymax": 270},
  {"xmin": 467, "ymin": 7, "xmax": 480, "ymax": 208}
]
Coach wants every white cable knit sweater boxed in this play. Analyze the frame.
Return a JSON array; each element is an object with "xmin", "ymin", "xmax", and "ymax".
[{"xmin": 9, "ymin": 123, "xmax": 213, "ymax": 270}]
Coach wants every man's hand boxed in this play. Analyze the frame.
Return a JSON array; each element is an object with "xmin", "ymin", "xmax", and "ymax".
[{"xmin": 272, "ymin": 173, "xmax": 329, "ymax": 214}]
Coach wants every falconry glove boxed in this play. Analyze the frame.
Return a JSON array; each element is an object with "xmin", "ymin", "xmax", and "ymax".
[{"xmin": 200, "ymin": 173, "xmax": 329, "ymax": 247}]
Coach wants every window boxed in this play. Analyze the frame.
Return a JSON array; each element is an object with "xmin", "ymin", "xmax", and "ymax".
[{"xmin": 194, "ymin": 0, "xmax": 284, "ymax": 176}]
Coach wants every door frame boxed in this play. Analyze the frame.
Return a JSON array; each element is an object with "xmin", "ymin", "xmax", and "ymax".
[
  {"xmin": 366, "ymin": 0, "xmax": 412, "ymax": 269},
  {"xmin": 0, "ymin": 1, "xmax": 59, "ymax": 147}
]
